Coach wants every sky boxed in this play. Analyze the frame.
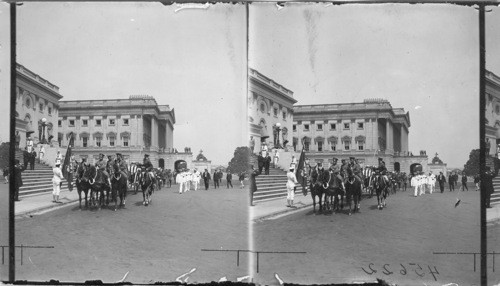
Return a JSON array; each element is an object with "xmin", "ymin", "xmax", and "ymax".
[
  {"xmin": 4, "ymin": 2, "xmax": 247, "ymax": 166},
  {"xmin": 249, "ymin": 3, "xmax": 500, "ymax": 169}
]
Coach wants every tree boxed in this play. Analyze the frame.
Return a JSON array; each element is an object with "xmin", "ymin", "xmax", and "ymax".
[
  {"xmin": 463, "ymin": 149, "xmax": 479, "ymax": 176},
  {"xmin": 227, "ymin": 146, "xmax": 252, "ymax": 174}
]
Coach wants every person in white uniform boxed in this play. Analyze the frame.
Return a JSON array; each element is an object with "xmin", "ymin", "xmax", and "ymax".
[
  {"xmin": 286, "ymin": 166, "xmax": 299, "ymax": 207},
  {"xmin": 428, "ymin": 172, "xmax": 436, "ymax": 194},
  {"xmin": 411, "ymin": 174, "xmax": 418, "ymax": 197},
  {"xmin": 192, "ymin": 168, "xmax": 201, "ymax": 191},
  {"xmin": 52, "ymin": 162, "xmax": 64, "ymax": 203},
  {"xmin": 176, "ymin": 170, "xmax": 185, "ymax": 194}
]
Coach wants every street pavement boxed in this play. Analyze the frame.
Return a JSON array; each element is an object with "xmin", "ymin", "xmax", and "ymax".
[
  {"xmin": 252, "ymin": 186, "xmax": 488, "ymax": 286},
  {"xmin": 4, "ymin": 182, "xmax": 251, "ymax": 284}
]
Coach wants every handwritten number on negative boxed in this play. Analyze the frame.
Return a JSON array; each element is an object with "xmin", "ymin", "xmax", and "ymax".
[
  {"xmin": 409, "ymin": 263, "xmax": 425, "ymax": 277},
  {"xmin": 361, "ymin": 263, "xmax": 377, "ymax": 275},
  {"xmin": 399, "ymin": 264, "xmax": 407, "ymax": 275},
  {"xmin": 382, "ymin": 264, "xmax": 393, "ymax": 275},
  {"xmin": 427, "ymin": 265, "xmax": 439, "ymax": 281}
]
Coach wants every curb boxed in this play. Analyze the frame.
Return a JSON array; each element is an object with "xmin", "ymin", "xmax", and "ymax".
[
  {"xmin": 253, "ymin": 202, "xmax": 313, "ymax": 222},
  {"xmin": 15, "ymin": 195, "xmax": 80, "ymax": 218}
]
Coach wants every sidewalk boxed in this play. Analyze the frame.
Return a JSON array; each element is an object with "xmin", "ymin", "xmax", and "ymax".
[
  {"xmin": 251, "ymin": 192, "xmax": 314, "ymax": 221},
  {"xmin": 15, "ymin": 188, "xmax": 81, "ymax": 217},
  {"xmin": 487, "ymin": 204, "xmax": 500, "ymax": 226}
]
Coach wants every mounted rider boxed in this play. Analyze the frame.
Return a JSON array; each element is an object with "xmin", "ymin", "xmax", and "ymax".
[
  {"xmin": 375, "ymin": 157, "xmax": 389, "ymax": 184},
  {"xmin": 96, "ymin": 153, "xmax": 111, "ymax": 187},
  {"xmin": 348, "ymin": 157, "xmax": 363, "ymax": 184},
  {"xmin": 142, "ymin": 154, "xmax": 155, "ymax": 181},
  {"xmin": 106, "ymin": 155, "xmax": 114, "ymax": 175},
  {"xmin": 316, "ymin": 162, "xmax": 330, "ymax": 190},
  {"xmin": 115, "ymin": 153, "xmax": 129, "ymax": 180},
  {"xmin": 329, "ymin": 157, "xmax": 345, "ymax": 190}
]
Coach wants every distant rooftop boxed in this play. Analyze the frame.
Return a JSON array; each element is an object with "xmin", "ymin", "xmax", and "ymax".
[
  {"xmin": 486, "ymin": 70, "xmax": 500, "ymax": 85},
  {"xmin": 249, "ymin": 68, "xmax": 294, "ymax": 98},
  {"xmin": 16, "ymin": 63, "xmax": 61, "ymax": 94},
  {"xmin": 295, "ymin": 98, "xmax": 395, "ymax": 112},
  {"xmin": 60, "ymin": 95, "xmax": 171, "ymax": 111}
]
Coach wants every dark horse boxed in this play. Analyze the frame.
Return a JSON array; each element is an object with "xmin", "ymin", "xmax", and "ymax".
[
  {"xmin": 308, "ymin": 168, "xmax": 324, "ymax": 214},
  {"xmin": 111, "ymin": 163, "xmax": 128, "ymax": 211},
  {"xmin": 324, "ymin": 171, "xmax": 344, "ymax": 214},
  {"xmin": 374, "ymin": 172, "xmax": 389, "ymax": 210},
  {"xmin": 85, "ymin": 165, "xmax": 108, "ymax": 210},
  {"xmin": 139, "ymin": 169, "xmax": 156, "ymax": 206},
  {"xmin": 75, "ymin": 162, "xmax": 91, "ymax": 210},
  {"xmin": 344, "ymin": 169, "xmax": 362, "ymax": 215}
]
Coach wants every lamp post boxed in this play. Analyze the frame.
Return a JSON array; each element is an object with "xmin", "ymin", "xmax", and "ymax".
[
  {"xmin": 275, "ymin": 122, "xmax": 282, "ymax": 149},
  {"xmin": 41, "ymin": 118, "xmax": 47, "ymax": 144}
]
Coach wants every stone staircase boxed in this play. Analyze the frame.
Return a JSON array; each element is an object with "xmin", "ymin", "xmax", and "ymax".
[
  {"xmin": 487, "ymin": 156, "xmax": 500, "ymax": 206},
  {"xmin": 16, "ymin": 150, "xmax": 74, "ymax": 198}
]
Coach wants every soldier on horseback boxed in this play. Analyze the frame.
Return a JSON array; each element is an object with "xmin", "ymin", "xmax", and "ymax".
[
  {"xmin": 376, "ymin": 157, "xmax": 389, "ymax": 184},
  {"xmin": 96, "ymin": 153, "xmax": 111, "ymax": 187},
  {"xmin": 330, "ymin": 157, "xmax": 345, "ymax": 190},
  {"xmin": 115, "ymin": 153, "xmax": 129, "ymax": 179},
  {"xmin": 142, "ymin": 154, "xmax": 155, "ymax": 181},
  {"xmin": 348, "ymin": 157, "xmax": 363, "ymax": 184}
]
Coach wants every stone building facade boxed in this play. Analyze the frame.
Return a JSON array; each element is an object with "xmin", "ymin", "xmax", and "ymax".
[
  {"xmin": 15, "ymin": 63, "xmax": 63, "ymax": 148},
  {"xmin": 58, "ymin": 95, "xmax": 190, "ymax": 169},
  {"xmin": 293, "ymin": 98, "xmax": 428, "ymax": 174},
  {"xmin": 248, "ymin": 68, "xmax": 297, "ymax": 152},
  {"xmin": 485, "ymin": 70, "xmax": 500, "ymax": 155}
]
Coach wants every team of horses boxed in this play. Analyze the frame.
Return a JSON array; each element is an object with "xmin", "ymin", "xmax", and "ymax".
[
  {"xmin": 74, "ymin": 161, "xmax": 170, "ymax": 211},
  {"xmin": 307, "ymin": 167, "xmax": 408, "ymax": 215}
]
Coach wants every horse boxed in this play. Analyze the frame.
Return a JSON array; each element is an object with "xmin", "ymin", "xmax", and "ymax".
[
  {"xmin": 75, "ymin": 162, "xmax": 91, "ymax": 210},
  {"xmin": 308, "ymin": 168, "xmax": 324, "ymax": 214},
  {"xmin": 139, "ymin": 168, "xmax": 156, "ymax": 206},
  {"xmin": 344, "ymin": 169, "xmax": 362, "ymax": 215},
  {"xmin": 374, "ymin": 172, "xmax": 389, "ymax": 210},
  {"xmin": 324, "ymin": 171, "xmax": 344, "ymax": 214},
  {"xmin": 83, "ymin": 165, "xmax": 107, "ymax": 210},
  {"xmin": 111, "ymin": 163, "xmax": 128, "ymax": 211}
]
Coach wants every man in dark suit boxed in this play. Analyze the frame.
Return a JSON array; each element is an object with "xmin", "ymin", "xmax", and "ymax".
[
  {"xmin": 448, "ymin": 172, "xmax": 455, "ymax": 191},
  {"xmin": 257, "ymin": 152, "xmax": 265, "ymax": 174},
  {"xmin": 264, "ymin": 154, "xmax": 271, "ymax": 175},
  {"xmin": 437, "ymin": 172, "xmax": 446, "ymax": 193},
  {"xmin": 226, "ymin": 172, "xmax": 233, "ymax": 188},
  {"xmin": 30, "ymin": 149, "xmax": 37, "ymax": 170},
  {"xmin": 13, "ymin": 159, "xmax": 24, "ymax": 201},
  {"xmin": 213, "ymin": 170, "xmax": 219, "ymax": 189},
  {"xmin": 23, "ymin": 147, "xmax": 30, "ymax": 170},
  {"xmin": 202, "ymin": 169, "xmax": 211, "ymax": 190},
  {"xmin": 484, "ymin": 166, "xmax": 498, "ymax": 208},
  {"xmin": 249, "ymin": 165, "xmax": 259, "ymax": 206}
]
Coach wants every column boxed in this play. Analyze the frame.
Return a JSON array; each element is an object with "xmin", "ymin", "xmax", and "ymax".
[
  {"xmin": 372, "ymin": 118, "xmax": 378, "ymax": 151},
  {"xmin": 135, "ymin": 115, "xmax": 144, "ymax": 147},
  {"xmin": 400, "ymin": 125, "xmax": 407, "ymax": 153},
  {"xmin": 151, "ymin": 117, "xmax": 158, "ymax": 150},
  {"xmin": 386, "ymin": 120, "xmax": 393, "ymax": 153}
]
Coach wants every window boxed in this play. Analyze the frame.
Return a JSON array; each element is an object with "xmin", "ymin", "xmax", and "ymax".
[
  {"xmin": 123, "ymin": 118, "xmax": 129, "ymax": 126},
  {"xmin": 330, "ymin": 123, "xmax": 336, "ymax": 130},
  {"xmin": 293, "ymin": 125, "xmax": 296, "ymax": 132},
  {"xmin": 48, "ymin": 107, "xmax": 52, "ymax": 115},
  {"xmin": 282, "ymin": 112, "xmax": 286, "ymax": 120},
  {"xmin": 123, "ymin": 137, "xmax": 129, "ymax": 147},
  {"xmin": 39, "ymin": 103, "xmax": 44, "ymax": 112},
  {"xmin": 496, "ymin": 105, "xmax": 500, "ymax": 114},
  {"xmin": 304, "ymin": 141, "xmax": 310, "ymax": 151},
  {"xmin": 109, "ymin": 136, "xmax": 115, "ymax": 147},
  {"xmin": 96, "ymin": 119, "xmax": 102, "ymax": 126},
  {"xmin": 358, "ymin": 142, "xmax": 364, "ymax": 151},
  {"xmin": 82, "ymin": 137, "xmax": 88, "ymax": 148},
  {"xmin": 69, "ymin": 120, "xmax": 75, "ymax": 127},
  {"xmin": 273, "ymin": 108, "xmax": 278, "ymax": 117},
  {"xmin": 357, "ymin": 122, "xmax": 364, "ymax": 129},
  {"xmin": 317, "ymin": 124, "xmax": 323, "ymax": 131},
  {"xmin": 109, "ymin": 119, "xmax": 115, "ymax": 126},
  {"xmin": 344, "ymin": 123, "xmax": 350, "ymax": 130},
  {"xmin": 344, "ymin": 141, "xmax": 350, "ymax": 150},
  {"xmin": 58, "ymin": 120, "xmax": 62, "ymax": 127},
  {"xmin": 25, "ymin": 98, "xmax": 31, "ymax": 108},
  {"xmin": 260, "ymin": 103, "xmax": 266, "ymax": 113},
  {"xmin": 318, "ymin": 141, "xmax": 323, "ymax": 152},
  {"xmin": 96, "ymin": 137, "xmax": 102, "ymax": 147},
  {"xmin": 82, "ymin": 119, "xmax": 88, "ymax": 127},
  {"xmin": 304, "ymin": 124, "xmax": 309, "ymax": 131},
  {"xmin": 331, "ymin": 143, "xmax": 336, "ymax": 151}
]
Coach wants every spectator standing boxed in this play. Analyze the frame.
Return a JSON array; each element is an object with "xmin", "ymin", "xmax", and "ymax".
[
  {"xmin": 23, "ymin": 147, "xmax": 29, "ymax": 169},
  {"xmin": 13, "ymin": 159, "xmax": 24, "ymax": 201},
  {"xmin": 52, "ymin": 161, "xmax": 64, "ymax": 203},
  {"xmin": 249, "ymin": 165, "xmax": 259, "ymax": 206},
  {"xmin": 286, "ymin": 167, "xmax": 299, "ymax": 207},
  {"xmin": 213, "ymin": 170, "xmax": 219, "ymax": 189},
  {"xmin": 273, "ymin": 150, "xmax": 280, "ymax": 168},
  {"xmin": 239, "ymin": 172, "xmax": 245, "ymax": 188},
  {"xmin": 448, "ymin": 173, "xmax": 455, "ymax": 191},
  {"xmin": 202, "ymin": 169, "xmax": 211, "ymax": 190},
  {"xmin": 226, "ymin": 172, "xmax": 233, "ymax": 188},
  {"xmin": 474, "ymin": 174, "xmax": 480, "ymax": 191},
  {"xmin": 257, "ymin": 152, "xmax": 265, "ymax": 174},
  {"xmin": 26, "ymin": 137, "xmax": 33, "ymax": 153},
  {"xmin": 30, "ymin": 149, "xmax": 36, "ymax": 170},
  {"xmin": 249, "ymin": 136, "xmax": 255, "ymax": 154},
  {"xmin": 437, "ymin": 172, "xmax": 446, "ymax": 193},
  {"xmin": 461, "ymin": 173, "xmax": 468, "ymax": 191},
  {"xmin": 264, "ymin": 154, "xmax": 271, "ymax": 175},
  {"xmin": 39, "ymin": 144, "xmax": 45, "ymax": 163},
  {"xmin": 484, "ymin": 166, "xmax": 498, "ymax": 208}
]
